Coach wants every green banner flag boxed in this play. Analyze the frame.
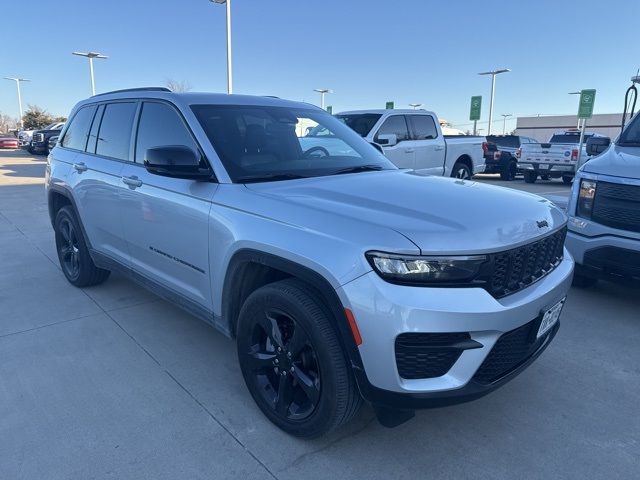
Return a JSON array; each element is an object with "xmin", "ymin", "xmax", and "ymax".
[
  {"xmin": 578, "ymin": 89, "xmax": 596, "ymax": 119},
  {"xmin": 470, "ymin": 96, "xmax": 482, "ymax": 121}
]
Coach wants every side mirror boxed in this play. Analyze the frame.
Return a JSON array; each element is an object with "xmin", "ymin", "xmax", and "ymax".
[
  {"xmin": 144, "ymin": 145, "xmax": 212, "ymax": 180},
  {"xmin": 586, "ymin": 137, "xmax": 610, "ymax": 156},
  {"xmin": 376, "ymin": 133, "xmax": 398, "ymax": 147}
]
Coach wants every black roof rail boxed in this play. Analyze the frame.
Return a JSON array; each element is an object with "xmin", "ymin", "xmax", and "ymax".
[
  {"xmin": 92, "ymin": 87, "xmax": 171, "ymax": 97},
  {"xmin": 263, "ymin": 95, "xmax": 280, "ymax": 98}
]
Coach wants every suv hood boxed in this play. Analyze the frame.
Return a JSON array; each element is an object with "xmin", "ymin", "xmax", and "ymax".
[
  {"xmin": 582, "ymin": 144, "xmax": 640, "ymax": 180},
  {"xmin": 246, "ymin": 170, "xmax": 566, "ymax": 254}
]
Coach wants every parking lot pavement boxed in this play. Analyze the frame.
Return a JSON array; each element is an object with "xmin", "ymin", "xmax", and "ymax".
[{"xmin": 1, "ymin": 149, "xmax": 638, "ymax": 480}]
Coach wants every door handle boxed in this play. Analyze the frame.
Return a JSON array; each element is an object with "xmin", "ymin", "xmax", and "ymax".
[
  {"xmin": 434, "ymin": 146, "xmax": 445, "ymax": 151},
  {"xmin": 122, "ymin": 176, "xmax": 143, "ymax": 188},
  {"xmin": 404, "ymin": 148, "xmax": 415, "ymax": 153},
  {"xmin": 73, "ymin": 162, "xmax": 87, "ymax": 172}
]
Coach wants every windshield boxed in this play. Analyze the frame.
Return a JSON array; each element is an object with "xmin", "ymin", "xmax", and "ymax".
[
  {"xmin": 549, "ymin": 133, "xmax": 593, "ymax": 144},
  {"xmin": 618, "ymin": 112, "xmax": 640, "ymax": 145},
  {"xmin": 335, "ymin": 113, "xmax": 382, "ymax": 137},
  {"xmin": 191, "ymin": 105, "xmax": 394, "ymax": 182}
]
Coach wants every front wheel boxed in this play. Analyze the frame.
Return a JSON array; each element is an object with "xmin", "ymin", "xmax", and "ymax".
[
  {"xmin": 562, "ymin": 175, "xmax": 574, "ymax": 185},
  {"xmin": 523, "ymin": 171, "xmax": 537, "ymax": 183},
  {"xmin": 237, "ymin": 279, "xmax": 362, "ymax": 438},
  {"xmin": 451, "ymin": 162, "xmax": 472, "ymax": 180}
]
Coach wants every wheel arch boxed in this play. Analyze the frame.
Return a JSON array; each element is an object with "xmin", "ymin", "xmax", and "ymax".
[
  {"xmin": 221, "ymin": 249, "xmax": 366, "ymax": 376},
  {"xmin": 453, "ymin": 154, "xmax": 473, "ymax": 175},
  {"xmin": 47, "ymin": 185, "xmax": 93, "ymax": 250}
]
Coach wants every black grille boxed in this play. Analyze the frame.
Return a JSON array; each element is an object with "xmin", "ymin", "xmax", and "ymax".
[
  {"xmin": 487, "ymin": 227, "xmax": 566, "ymax": 298},
  {"xmin": 584, "ymin": 246, "xmax": 640, "ymax": 279},
  {"xmin": 395, "ymin": 332, "xmax": 471, "ymax": 379},
  {"xmin": 592, "ymin": 181, "xmax": 640, "ymax": 233},
  {"xmin": 473, "ymin": 318, "xmax": 555, "ymax": 384}
]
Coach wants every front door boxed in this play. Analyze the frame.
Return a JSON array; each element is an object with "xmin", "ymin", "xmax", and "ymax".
[
  {"xmin": 374, "ymin": 115, "xmax": 414, "ymax": 169},
  {"xmin": 119, "ymin": 101, "xmax": 217, "ymax": 308}
]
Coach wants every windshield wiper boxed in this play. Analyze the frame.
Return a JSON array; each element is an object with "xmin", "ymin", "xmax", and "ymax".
[
  {"xmin": 329, "ymin": 165, "xmax": 385, "ymax": 176},
  {"xmin": 236, "ymin": 173, "xmax": 308, "ymax": 184}
]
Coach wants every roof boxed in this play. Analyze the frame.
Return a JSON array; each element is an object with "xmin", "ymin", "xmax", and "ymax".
[
  {"xmin": 73, "ymin": 88, "xmax": 322, "ymax": 112},
  {"xmin": 338, "ymin": 109, "xmax": 435, "ymax": 115}
]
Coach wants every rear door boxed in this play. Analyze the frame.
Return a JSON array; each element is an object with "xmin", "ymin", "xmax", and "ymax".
[
  {"xmin": 407, "ymin": 114, "xmax": 446, "ymax": 175},
  {"xmin": 373, "ymin": 115, "xmax": 414, "ymax": 169},
  {"xmin": 119, "ymin": 100, "xmax": 217, "ymax": 308},
  {"xmin": 62, "ymin": 102, "xmax": 134, "ymax": 264}
]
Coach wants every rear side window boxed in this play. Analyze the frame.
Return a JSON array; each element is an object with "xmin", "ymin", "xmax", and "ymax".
[
  {"xmin": 375, "ymin": 115, "xmax": 409, "ymax": 142},
  {"xmin": 61, "ymin": 105, "xmax": 96, "ymax": 151},
  {"xmin": 409, "ymin": 115, "xmax": 438, "ymax": 140},
  {"xmin": 135, "ymin": 102, "xmax": 198, "ymax": 163},
  {"xmin": 96, "ymin": 102, "xmax": 137, "ymax": 160}
]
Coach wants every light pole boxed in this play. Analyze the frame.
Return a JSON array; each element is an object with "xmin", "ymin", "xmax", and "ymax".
[
  {"xmin": 501, "ymin": 113, "xmax": 512, "ymax": 134},
  {"xmin": 568, "ymin": 91, "xmax": 582, "ymax": 128},
  {"xmin": 72, "ymin": 52, "xmax": 108, "ymax": 95},
  {"xmin": 314, "ymin": 88, "xmax": 333, "ymax": 109},
  {"xmin": 409, "ymin": 103, "xmax": 423, "ymax": 110},
  {"xmin": 478, "ymin": 68, "xmax": 510, "ymax": 135},
  {"xmin": 3, "ymin": 77, "xmax": 30, "ymax": 129},
  {"xmin": 210, "ymin": 0, "xmax": 233, "ymax": 94}
]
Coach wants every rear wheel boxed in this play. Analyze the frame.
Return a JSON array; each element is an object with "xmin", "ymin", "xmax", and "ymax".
[
  {"xmin": 523, "ymin": 171, "xmax": 537, "ymax": 183},
  {"xmin": 562, "ymin": 175, "xmax": 573, "ymax": 185},
  {"xmin": 500, "ymin": 160, "xmax": 517, "ymax": 181},
  {"xmin": 54, "ymin": 206, "xmax": 110, "ymax": 287},
  {"xmin": 237, "ymin": 279, "xmax": 362, "ymax": 438},
  {"xmin": 451, "ymin": 162, "xmax": 472, "ymax": 180}
]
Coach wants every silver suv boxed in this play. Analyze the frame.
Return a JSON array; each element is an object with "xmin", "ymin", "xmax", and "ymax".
[{"xmin": 46, "ymin": 88, "xmax": 573, "ymax": 437}]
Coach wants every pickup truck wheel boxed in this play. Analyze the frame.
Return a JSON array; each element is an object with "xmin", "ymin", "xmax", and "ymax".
[
  {"xmin": 523, "ymin": 171, "xmax": 537, "ymax": 183},
  {"xmin": 500, "ymin": 161, "xmax": 517, "ymax": 181},
  {"xmin": 540, "ymin": 174, "xmax": 550, "ymax": 181},
  {"xmin": 562, "ymin": 175, "xmax": 573, "ymax": 185},
  {"xmin": 452, "ymin": 162, "xmax": 472, "ymax": 180},
  {"xmin": 54, "ymin": 206, "xmax": 110, "ymax": 287},
  {"xmin": 237, "ymin": 279, "xmax": 362, "ymax": 438}
]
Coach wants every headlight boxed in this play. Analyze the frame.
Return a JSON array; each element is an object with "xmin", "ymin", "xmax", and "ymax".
[
  {"xmin": 366, "ymin": 252, "xmax": 487, "ymax": 285},
  {"xmin": 576, "ymin": 179, "xmax": 597, "ymax": 219}
]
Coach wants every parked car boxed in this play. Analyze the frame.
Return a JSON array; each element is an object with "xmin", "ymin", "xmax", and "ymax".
[
  {"xmin": 0, "ymin": 136, "xmax": 19, "ymax": 149},
  {"xmin": 518, "ymin": 130, "xmax": 602, "ymax": 184},
  {"xmin": 566, "ymin": 118, "xmax": 640, "ymax": 287},
  {"xmin": 47, "ymin": 88, "xmax": 573, "ymax": 437},
  {"xmin": 18, "ymin": 129, "xmax": 35, "ymax": 147},
  {"xmin": 29, "ymin": 122, "xmax": 65, "ymax": 155},
  {"xmin": 483, "ymin": 135, "xmax": 538, "ymax": 180},
  {"xmin": 335, "ymin": 110, "xmax": 486, "ymax": 179}
]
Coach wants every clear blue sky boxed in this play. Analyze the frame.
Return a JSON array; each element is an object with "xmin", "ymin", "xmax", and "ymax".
[{"xmin": 1, "ymin": 0, "xmax": 638, "ymax": 132}]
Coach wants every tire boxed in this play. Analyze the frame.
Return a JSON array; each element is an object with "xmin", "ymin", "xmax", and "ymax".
[
  {"xmin": 562, "ymin": 175, "xmax": 573, "ymax": 185},
  {"xmin": 54, "ymin": 206, "xmax": 110, "ymax": 287},
  {"xmin": 500, "ymin": 160, "xmax": 517, "ymax": 181},
  {"xmin": 451, "ymin": 161, "xmax": 472, "ymax": 180},
  {"xmin": 572, "ymin": 271, "xmax": 598, "ymax": 288},
  {"xmin": 540, "ymin": 174, "xmax": 550, "ymax": 181},
  {"xmin": 523, "ymin": 171, "xmax": 537, "ymax": 183},
  {"xmin": 237, "ymin": 279, "xmax": 362, "ymax": 438}
]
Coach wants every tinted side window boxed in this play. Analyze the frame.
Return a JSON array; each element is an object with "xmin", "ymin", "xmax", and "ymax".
[
  {"xmin": 409, "ymin": 115, "xmax": 438, "ymax": 140},
  {"xmin": 86, "ymin": 104, "xmax": 105, "ymax": 153},
  {"xmin": 96, "ymin": 102, "xmax": 137, "ymax": 160},
  {"xmin": 135, "ymin": 102, "xmax": 198, "ymax": 163},
  {"xmin": 375, "ymin": 115, "xmax": 409, "ymax": 142},
  {"xmin": 61, "ymin": 105, "xmax": 97, "ymax": 150}
]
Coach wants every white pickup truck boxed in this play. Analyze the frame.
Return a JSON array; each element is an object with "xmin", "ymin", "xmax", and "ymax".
[
  {"xmin": 517, "ymin": 130, "xmax": 601, "ymax": 184},
  {"xmin": 332, "ymin": 110, "xmax": 486, "ymax": 178}
]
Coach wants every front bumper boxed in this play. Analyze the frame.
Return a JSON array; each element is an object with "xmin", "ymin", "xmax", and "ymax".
[
  {"xmin": 338, "ymin": 253, "xmax": 573, "ymax": 408},
  {"xmin": 566, "ymin": 228, "xmax": 640, "ymax": 280}
]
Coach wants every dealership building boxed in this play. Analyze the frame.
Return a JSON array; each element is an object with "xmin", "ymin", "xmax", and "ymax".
[{"xmin": 515, "ymin": 113, "xmax": 624, "ymax": 141}]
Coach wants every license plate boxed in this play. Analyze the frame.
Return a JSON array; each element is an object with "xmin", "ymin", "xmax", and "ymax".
[
  {"xmin": 538, "ymin": 164, "xmax": 550, "ymax": 170},
  {"xmin": 537, "ymin": 298, "xmax": 565, "ymax": 338}
]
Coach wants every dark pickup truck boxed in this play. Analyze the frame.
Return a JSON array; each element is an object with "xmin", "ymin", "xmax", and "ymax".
[
  {"xmin": 483, "ymin": 135, "xmax": 538, "ymax": 180},
  {"xmin": 29, "ymin": 122, "xmax": 65, "ymax": 155}
]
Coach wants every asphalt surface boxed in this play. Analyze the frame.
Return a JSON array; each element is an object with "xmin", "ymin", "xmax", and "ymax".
[{"xmin": 1, "ymin": 149, "xmax": 638, "ymax": 479}]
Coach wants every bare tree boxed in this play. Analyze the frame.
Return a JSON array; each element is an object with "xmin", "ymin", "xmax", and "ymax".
[
  {"xmin": 164, "ymin": 79, "xmax": 192, "ymax": 92},
  {"xmin": 0, "ymin": 113, "xmax": 19, "ymax": 133}
]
